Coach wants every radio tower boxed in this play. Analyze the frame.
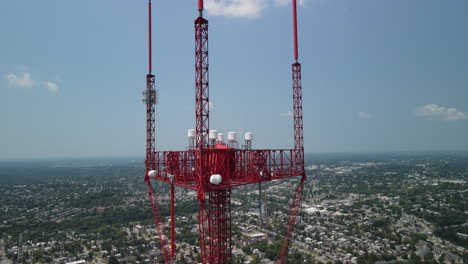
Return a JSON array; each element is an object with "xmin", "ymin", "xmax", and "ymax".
[{"xmin": 143, "ymin": 0, "xmax": 306, "ymax": 263}]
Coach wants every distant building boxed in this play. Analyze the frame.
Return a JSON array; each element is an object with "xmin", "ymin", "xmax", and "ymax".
[
  {"xmin": 432, "ymin": 246, "xmax": 463, "ymax": 264},
  {"xmin": 65, "ymin": 260, "xmax": 86, "ymax": 264},
  {"xmin": 95, "ymin": 207, "xmax": 106, "ymax": 213},
  {"xmin": 134, "ymin": 225, "xmax": 146, "ymax": 235},
  {"xmin": 416, "ymin": 246, "xmax": 431, "ymax": 261},
  {"xmin": 241, "ymin": 233, "xmax": 267, "ymax": 246}
]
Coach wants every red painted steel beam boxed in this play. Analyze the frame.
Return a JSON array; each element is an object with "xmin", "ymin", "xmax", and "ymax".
[
  {"xmin": 170, "ymin": 183, "xmax": 175, "ymax": 258},
  {"xmin": 147, "ymin": 184, "xmax": 172, "ymax": 263},
  {"xmin": 148, "ymin": 0, "xmax": 152, "ymax": 73},
  {"xmin": 194, "ymin": 11, "xmax": 210, "ymax": 263},
  {"xmin": 275, "ymin": 175, "xmax": 306, "ymax": 264},
  {"xmin": 144, "ymin": 1, "xmax": 172, "ymax": 263},
  {"xmin": 144, "ymin": 75, "xmax": 156, "ymax": 173},
  {"xmin": 292, "ymin": 0, "xmax": 304, "ymax": 174},
  {"xmin": 195, "ymin": 17, "xmax": 209, "ymax": 149},
  {"xmin": 292, "ymin": 0, "xmax": 299, "ymax": 60},
  {"xmin": 144, "ymin": 0, "xmax": 156, "ymax": 178},
  {"xmin": 149, "ymin": 148, "xmax": 304, "ymax": 190},
  {"xmin": 292, "ymin": 63, "xmax": 304, "ymax": 168},
  {"xmin": 198, "ymin": 200, "xmax": 209, "ymax": 263},
  {"xmin": 208, "ymin": 189, "xmax": 232, "ymax": 263},
  {"xmin": 273, "ymin": 3, "xmax": 307, "ymax": 262}
]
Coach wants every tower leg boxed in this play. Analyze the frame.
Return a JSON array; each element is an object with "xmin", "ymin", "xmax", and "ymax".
[
  {"xmin": 170, "ymin": 183, "xmax": 175, "ymax": 258},
  {"xmin": 198, "ymin": 198, "xmax": 209, "ymax": 263},
  {"xmin": 258, "ymin": 182, "xmax": 262, "ymax": 229},
  {"xmin": 275, "ymin": 175, "xmax": 306, "ymax": 264},
  {"xmin": 208, "ymin": 189, "xmax": 232, "ymax": 264}
]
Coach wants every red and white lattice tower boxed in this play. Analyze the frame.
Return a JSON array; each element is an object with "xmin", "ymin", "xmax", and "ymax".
[{"xmin": 143, "ymin": 0, "xmax": 306, "ymax": 263}]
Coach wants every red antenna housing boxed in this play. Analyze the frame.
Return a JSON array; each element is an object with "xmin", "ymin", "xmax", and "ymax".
[
  {"xmin": 198, "ymin": 0, "xmax": 204, "ymax": 11},
  {"xmin": 292, "ymin": 0, "xmax": 299, "ymax": 60},
  {"xmin": 148, "ymin": 0, "xmax": 152, "ymax": 73}
]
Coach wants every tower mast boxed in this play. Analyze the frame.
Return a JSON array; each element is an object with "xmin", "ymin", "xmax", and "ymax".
[
  {"xmin": 143, "ymin": 1, "xmax": 173, "ymax": 263},
  {"xmin": 276, "ymin": 0, "xmax": 307, "ymax": 262}
]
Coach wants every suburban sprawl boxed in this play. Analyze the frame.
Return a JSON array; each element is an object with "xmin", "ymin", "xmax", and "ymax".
[{"xmin": 1, "ymin": 152, "xmax": 467, "ymax": 264}]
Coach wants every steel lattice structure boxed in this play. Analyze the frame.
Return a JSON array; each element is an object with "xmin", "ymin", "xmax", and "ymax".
[{"xmin": 142, "ymin": 0, "xmax": 306, "ymax": 263}]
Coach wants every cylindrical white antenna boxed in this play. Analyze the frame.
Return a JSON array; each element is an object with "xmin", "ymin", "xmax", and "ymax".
[
  {"xmin": 228, "ymin": 132, "xmax": 237, "ymax": 142},
  {"xmin": 244, "ymin": 132, "xmax": 253, "ymax": 150},
  {"xmin": 188, "ymin": 129, "xmax": 196, "ymax": 139},
  {"xmin": 245, "ymin": 132, "xmax": 253, "ymax": 142},
  {"xmin": 209, "ymin": 130, "xmax": 218, "ymax": 140},
  {"xmin": 218, "ymin": 133, "xmax": 224, "ymax": 143},
  {"xmin": 188, "ymin": 129, "xmax": 196, "ymax": 148}
]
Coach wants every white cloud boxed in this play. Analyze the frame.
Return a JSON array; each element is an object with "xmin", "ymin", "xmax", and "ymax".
[
  {"xmin": 204, "ymin": 0, "xmax": 306, "ymax": 18},
  {"xmin": 274, "ymin": 0, "xmax": 306, "ymax": 7},
  {"xmin": 205, "ymin": 0, "xmax": 267, "ymax": 17},
  {"xmin": 357, "ymin": 111, "xmax": 372, "ymax": 119},
  {"xmin": 3, "ymin": 73, "xmax": 35, "ymax": 88},
  {"xmin": 44, "ymin": 82, "xmax": 60, "ymax": 93},
  {"xmin": 415, "ymin": 104, "xmax": 467, "ymax": 121},
  {"xmin": 3, "ymin": 71, "xmax": 61, "ymax": 93},
  {"xmin": 209, "ymin": 101, "xmax": 214, "ymax": 110},
  {"xmin": 280, "ymin": 110, "xmax": 293, "ymax": 117}
]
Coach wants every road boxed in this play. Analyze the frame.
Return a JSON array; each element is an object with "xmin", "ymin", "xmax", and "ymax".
[{"xmin": 0, "ymin": 239, "xmax": 13, "ymax": 264}]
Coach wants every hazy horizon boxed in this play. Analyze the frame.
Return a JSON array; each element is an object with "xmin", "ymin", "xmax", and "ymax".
[{"xmin": 1, "ymin": 149, "xmax": 467, "ymax": 162}]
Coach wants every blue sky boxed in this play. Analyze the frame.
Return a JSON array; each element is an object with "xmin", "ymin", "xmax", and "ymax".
[{"xmin": 1, "ymin": 0, "xmax": 467, "ymax": 159}]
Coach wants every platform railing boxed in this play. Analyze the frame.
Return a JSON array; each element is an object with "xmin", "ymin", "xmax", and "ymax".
[{"xmin": 148, "ymin": 149, "xmax": 304, "ymax": 190}]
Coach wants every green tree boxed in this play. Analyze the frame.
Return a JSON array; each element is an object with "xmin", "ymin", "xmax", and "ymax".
[{"xmin": 109, "ymin": 256, "xmax": 119, "ymax": 264}]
